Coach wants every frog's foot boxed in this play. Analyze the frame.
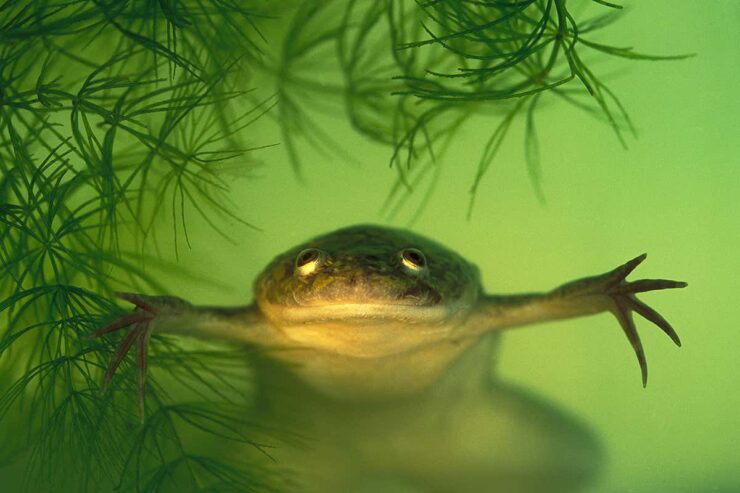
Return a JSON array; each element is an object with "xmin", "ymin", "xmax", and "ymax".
[
  {"xmin": 88, "ymin": 293, "xmax": 186, "ymax": 418},
  {"xmin": 597, "ymin": 254, "xmax": 686, "ymax": 386}
]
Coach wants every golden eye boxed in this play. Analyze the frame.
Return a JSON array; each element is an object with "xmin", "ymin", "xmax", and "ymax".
[
  {"xmin": 399, "ymin": 248, "xmax": 427, "ymax": 273},
  {"xmin": 295, "ymin": 248, "xmax": 325, "ymax": 276}
]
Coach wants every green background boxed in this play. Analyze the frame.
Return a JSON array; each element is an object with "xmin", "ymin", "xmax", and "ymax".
[
  {"xmin": 171, "ymin": 2, "xmax": 738, "ymax": 491},
  {"xmin": 2, "ymin": 1, "xmax": 737, "ymax": 491}
]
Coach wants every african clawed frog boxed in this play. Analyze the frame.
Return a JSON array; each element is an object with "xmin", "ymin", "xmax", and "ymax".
[{"xmin": 93, "ymin": 224, "xmax": 685, "ymax": 492}]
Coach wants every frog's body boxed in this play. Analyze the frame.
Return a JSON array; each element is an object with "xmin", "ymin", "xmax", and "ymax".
[
  {"xmin": 95, "ymin": 225, "xmax": 686, "ymax": 492},
  {"xmin": 250, "ymin": 226, "xmax": 480, "ymax": 401}
]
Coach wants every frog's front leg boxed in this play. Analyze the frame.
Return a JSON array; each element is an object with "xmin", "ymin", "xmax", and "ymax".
[
  {"xmin": 88, "ymin": 293, "xmax": 272, "ymax": 416},
  {"xmin": 472, "ymin": 254, "xmax": 686, "ymax": 385}
]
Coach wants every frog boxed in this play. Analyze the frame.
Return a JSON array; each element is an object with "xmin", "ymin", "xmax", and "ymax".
[{"xmin": 92, "ymin": 224, "xmax": 686, "ymax": 492}]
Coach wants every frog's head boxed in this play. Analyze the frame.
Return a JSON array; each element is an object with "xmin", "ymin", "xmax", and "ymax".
[{"xmin": 254, "ymin": 225, "xmax": 480, "ymax": 356}]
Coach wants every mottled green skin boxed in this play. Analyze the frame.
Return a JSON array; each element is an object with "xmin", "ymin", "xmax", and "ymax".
[{"xmin": 254, "ymin": 224, "xmax": 480, "ymax": 310}]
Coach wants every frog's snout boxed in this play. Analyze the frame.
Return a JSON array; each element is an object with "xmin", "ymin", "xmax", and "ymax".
[{"xmin": 290, "ymin": 268, "xmax": 442, "ymax": 307}]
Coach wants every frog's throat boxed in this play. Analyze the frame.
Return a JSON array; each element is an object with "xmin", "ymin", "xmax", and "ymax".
[{"xmin": 259, "ymin": 301, "xmax": 460, "ymax": 325}]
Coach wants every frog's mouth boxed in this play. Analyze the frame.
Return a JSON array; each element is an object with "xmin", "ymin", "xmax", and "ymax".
[
  {"xmin": 260, "ymin": 300, "xmax": 467, "ymax": 359},
  {"xmin": 265, "ymin": 301, "xmax": 454, "ymax": 325}
]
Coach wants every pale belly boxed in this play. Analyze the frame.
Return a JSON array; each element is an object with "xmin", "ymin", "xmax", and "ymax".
[
  {"xmin": 246, "ymin": 334, "xmax": 602, "ymax": 493},
  {"xmin": 263, "ymin": 335, "xmax": 481, "ymax": 401},
  {"xmin": 262, "ymin": 317, "xmax": 484, "ymax": 401}
]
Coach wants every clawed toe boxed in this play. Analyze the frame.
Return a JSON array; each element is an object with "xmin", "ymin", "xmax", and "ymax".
[
  {"xmin": 101, "ymin": 325, "xmax": 143, "ymax": 392},
  {"xmin": 87, "ymin": 312, "xmax": 151, "ymax": 340},
  {"xmin": 613, "ymin": 279, "xmax": 688, "ymax": 294},
  {"xmin": 611, "ymin": 298, "xmax": 647, "ymax": 387},
  {"xmin": 90, "ymin": 293, "xmax": 158, "ymax": 420},
  {"xmin": 625, "ymin": 297, "xmax": 681, "ymax": 347},
  {"xmin": 115, "ymin": 292, "xmax": 159, "ymax": 313},
  {"xmin": 606, "ymin": 255, "xmax": 686, "ymax": 387}
]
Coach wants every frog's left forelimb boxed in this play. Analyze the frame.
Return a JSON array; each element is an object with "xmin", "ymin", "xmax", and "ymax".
[{"xmin": 474, "ymin": 254, "xmax": 686, "ymax": 386}]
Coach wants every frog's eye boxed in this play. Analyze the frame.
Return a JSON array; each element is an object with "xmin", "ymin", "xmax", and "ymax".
[
  {"xmin": 295, "ymin": 248, "xmax": 326, "ymax": 276},
  {"xmin": 399, "ymin": 248, "xmax": 427, "ymax": 274}
]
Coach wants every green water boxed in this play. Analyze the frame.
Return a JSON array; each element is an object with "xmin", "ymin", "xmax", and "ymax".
[
  {"xmin": 185, "ymin": 3, "xmax": 735, "ymax": 491},
  {"xmin": 2, "ymin": 1, "xmax": 738, "ymax": 491}
]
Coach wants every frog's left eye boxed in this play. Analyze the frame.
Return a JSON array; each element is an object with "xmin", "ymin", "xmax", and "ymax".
[
  {"xmin": 399, "ymin": 248, "xmax": 427, "ymax": 274},
  {"xmin": 295, "ymin": 248, "xmax": 326, "ymax": 276}
]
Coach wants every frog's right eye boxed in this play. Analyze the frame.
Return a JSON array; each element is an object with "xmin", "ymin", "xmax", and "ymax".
[{"xmin": 295, "ymin": 248, "xmax": 326, "ymax": 276}]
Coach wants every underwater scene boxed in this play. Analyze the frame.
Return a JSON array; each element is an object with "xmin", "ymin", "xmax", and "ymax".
[{"xmin": 0, "ymin": 1, "xmax": 738, "ymax": 492}]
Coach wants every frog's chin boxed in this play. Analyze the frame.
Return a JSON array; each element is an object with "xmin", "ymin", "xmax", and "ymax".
[
  {"xmin": 263, "ymin": 302, "xmax": 455, "ymax": 325},
  {"xmin": 261, "ymin": 302, "xmax": 473, "ymax": 359}
]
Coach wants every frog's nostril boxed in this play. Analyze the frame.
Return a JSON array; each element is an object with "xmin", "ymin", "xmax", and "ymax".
[{"xmin": 400, "ymin": 285, "xmax": 441, "ymax": 304}]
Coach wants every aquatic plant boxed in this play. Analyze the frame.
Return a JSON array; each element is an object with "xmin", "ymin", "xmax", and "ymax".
[
  {"xmin": 269, "ymin": 0, "xmax": 691, "ymax": 217},
  {"xmin": 0, "ymin": 1, "xmax": 281, "ymax": 491},
  {"xmin": 0, "ymin": 0, "xmax": 688, "ymax": 491}
]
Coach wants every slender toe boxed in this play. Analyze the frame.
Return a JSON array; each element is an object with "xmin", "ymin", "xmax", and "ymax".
[
  {"xmin": 618, "ymin": 253, "xmax": 647, "ymax": 278},
  {"xmin": 115, "ymin": 292, "xmax": 158, "ymax": 313},
  {"xmin": 604, "ymin": 254, "xmax": 647, "ymax": 287},
  {"xmin": 627, "ymin": 297, "xmax": 682, "ymax": 347},
  {"xmin": 102, "ymin": 326, "xmax": 141, "ymax": 392},
  {"xmin": 612, "ymin": 298, "xmax": 648, "ymax": 387},
  {"xmin": 136, "ymin": 327, "xmax": 152, "ymax": 420},
  {"xmin": 88, "ymin": 313, "xmax": 144, "ymax": 339},
  {"xmin": 615, "ymin": 279, "xmax": 688, "ymax": 294}
]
